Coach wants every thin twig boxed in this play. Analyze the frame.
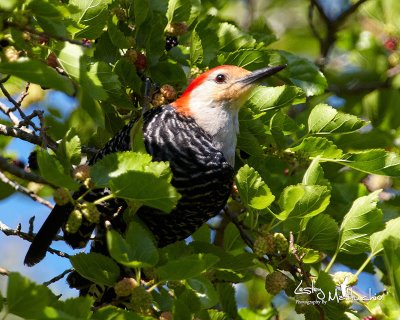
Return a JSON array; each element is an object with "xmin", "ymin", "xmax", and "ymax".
[
  {"xmin": 6, "ymin": 22, "xmax": 91, "ymax": 48},
  {"xmin": 0, "ymin": 220, "xmax": 63, "ymax": 241},
  {"xmin": 0, "ymin": 75, "xmax": 11, "ymax": 83},
  {"xmin": 309, "ymin": 0, "xmax": 370, "ymax": 67},
  {"xmin": 0, "ymin": 123, "xmax": 58, "ymax": 151},
  {"xmin": 0, "ymin": 155, "xmax": 55, "ymax": 186},
  {"xmin": 0, "ymin": 220, "xmax": 67, "ymax": 257},
  {"xmin": 224, "ymin": 206, "xmax": 254, "ymax": 247},
  {"xmin": 0, "ymin": 171, "xmax": 54, "ymax": 209},
  {"xmin": 28, "ymin": 216, "xmax": 35, "ymax": 235},
  {"xmin": 43, "ymin": 268, "xmax": 74, "ymax": 286},
  {"xmin": 0, "ymin": 101, "xmax": 22, "ymax": 127},
  {"xmin": 15, "ymin": 82, "xmax": 30, "ymax": 108},
  {"xmin": 0, "ymin": 81, "xmax": 41, "ymax": 131}
]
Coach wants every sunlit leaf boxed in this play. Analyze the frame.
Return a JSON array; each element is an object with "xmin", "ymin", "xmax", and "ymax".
[
  {"xmin": 0, "ymin": 60, "xmax": 74, "ymax": 95},
  {"xmin": 308, "ymin": 104, "xmax": 368, "ymax": 134},
  {"xmin": 337, "ymin": 191, "xmax": 384, "ymax": 254},
  {"xmin": 70, "ymin": 253, "xmax": 120, "ymax": 286},
  {"xmin": 235, "ymin": 164, "xmax": 275, "ymax": 211}
]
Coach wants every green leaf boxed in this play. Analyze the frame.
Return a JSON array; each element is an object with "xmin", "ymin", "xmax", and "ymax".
[
  {"xmin": 217, "ymin": 23, "xmax": 256, "ymax": 52},
  {"xmin": 91, "ymin": 152, "xmax": 153, "ymax": 187},
  {"xmin": 0, "ymin": 290, "xmax": 2, "ymax": 312},
  {"xmin": 7, "ymin": 272, "xmax": 55, "ymax": 319},
  {"xmin": 37, "ymin": 150, "xmax": 80, "ymax": 190},
  {"xmin": 238, "ymin": 308, "xmax": 276, "ymax": 320},
  {"xmin": 191, "ymin": 224, "xmax": 211, "ymax": 243},
  {"xmin": 56, "ymin": 42, "xmax": 84, "ymax": 80},
  {"xmin": 54, "ymin": 296, "xmax": 94, "ymax": 319},
  {"xmin": 107, "ymin": 222, "xmax": 159, "ymax": 268},
  {"xmin": 27, "ymin": 0, "xmax": 66, "ymax": 37},
  {"xmin": 150, "ymin": 60, "xmax": 186, "ymax": 85},
  {"xmin": 157, "ymin": 253, "xmax": 219, "ymax": 280},
  {"xmin": 216, "ymin": 283, "xmax": 237, "ymax": 319},
  {"xmin": 109, "ymin": 171, "xmax": 180, "ymax": 213},
  {"xmin": 337, "ymin": 190, "xmax": 384, "ymax": 254},
  {"xmin": 270, "ymin": 110, "xmax": 300, "ymax": 147},
  {"xmin": 297, "ymin": 245, "xmax": 321, "ymax": 264},
  {"xmin": 75, "ymin": 9, "xmax": 108, "ymax": 39},
  {"xmin": 91, "ymin": 152, "xmax": 180, "ymax": 212},
  {"xmin": 308, "ymin": 104, "xmax": 368, "ymax": 134},
  {"xmin": 370, "ymin": 217, "xmax": 400, "ymax": 255},
  {"xmin": 303, "ymin": 214, "xmax": 339, "ymax": 251},
  {"xmin": 223, "ymin": 223, "xmax": 245, "ymax": 252},
  {"xmin": 249, "ymin": 16, "xmax": 277, "ymax": 45},
  {"xmin": 107, "ymin": 16, "xmax": 131, "ymax": 49},
  {"xmin": 247, "ymin": 85, "xmax": 304, "ymax": 113},
  {"xmin": 81, "ymin": 60, "xmax": 109, "ymax": 100},
  {"xmin": 57, "ymin": 129, "xmax": 81, "ymax": 170},
  {"xmin": 187, "ymin": 276, "xmax": 219, "ymax": 309},
  {"xmin": 270, "ymin": 110, "xmax": 300, "ymax": 135},
  {"xmin": 238, "ymin": 108, "xmax": 270, "ymax": 157},
  {"xmin": 114, "ymin": 58, "xmax": 142, "ymax": 92},
  {"xmin": 0, "ymin": 0, "xmax": 17, "ymax": 11},
  {"xmin": 70, "ymin": 0, "xmax": 112, "ymax": 26},
  {"xmin": 277, "ymin": 184, "xmax": 330, "ymax": 220},
  {"xmin": 166, "ymin": 0, "xmax": 191, "ymax": 22},
  {"xmin": 195, "ymin": 18, "xmax": 219, "ymax": 66},
  {"xmin": 302, "ymin": 157, "xmax": 327, "ymax": 186},
  {"xmin": 339, "ymin": 149, "xmax": 400, "ymax": 176},
  {"xmin": 0, "ymin": 60, "xmax": 74, "ymax": 95},
  {"xmin": 218, "ymin": 49, "xmax": 270, "ymax": 70},
  {"xmin": 173, "ymin": 289, "xmax": 200, "ymax": 320},
  {"xmin": 315, "ymin": 271, "xmax": 346, "ymax": 319},
  {"xmin": 69, "ymin": 252, "xmax": 120, "ymax": 286},
  {"xmin": 134, "ymin": 0, "xmax": 150, "ymax": 30},
  {"xmin": 92, "ymin": 305, "xmax": 153, "ymax": 320},
  {"xmin": 277, "ymin": 50, "xmax": 327, "ymax": 96},
  {"xmin": 235, "ymin": 164, "xmax": 275, "ymax": 211},
  {"xmin": 290, "ymin": 137, "xmax": 343, "ymax": 159},
  {"xmin": 190, "ymin": 29, "xmax": 203, "ymax": 66},
  {"xmin": 383, "ymin": 237, "xmax": 400, "ymax": 305}
]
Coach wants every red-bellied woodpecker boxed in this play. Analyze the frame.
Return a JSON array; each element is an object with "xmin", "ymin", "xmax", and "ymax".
[{"xmin": 24, "ymin": 64, "xmax": 286, "ymax": 267}]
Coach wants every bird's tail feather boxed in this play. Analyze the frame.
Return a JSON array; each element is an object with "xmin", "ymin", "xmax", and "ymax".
[{"xmin": 24, "ymin": 203, "xmax": 73, "ymax": 266}]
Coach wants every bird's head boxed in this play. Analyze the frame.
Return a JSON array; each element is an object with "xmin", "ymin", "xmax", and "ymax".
[
  {"xmin": 172, "ymin": 64, "xmax": 286, "ymax": 115},
  {"xmin": 171, "ymin": 64, "xmax": 286, "ymax": 165}
]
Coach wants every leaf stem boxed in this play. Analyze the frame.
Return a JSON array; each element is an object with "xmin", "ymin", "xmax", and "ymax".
[
  {"xmin": 93, "ymin": 193, "xmax": 115, "ymax": 205},
  {"xmin": 269, "ymin": 219, "xmax": 284, "ymax": 230},
  {"xmin": 76, "ymin": 188, "xmax": 93, "ymax": 202},
  {"xmin": 135, "ymin": 268, "xmax": 141, "ymax": 285},
  {"xmin": 355, "ymin": 253, "xmax": 375, "ymax": 277},
  {"xmin": 324, "ymin": 249, "xmax": 338, "ymax": 272},
  {"xmin": 288, "ymin": 132, "xmax": 311, "ymax": 148}
]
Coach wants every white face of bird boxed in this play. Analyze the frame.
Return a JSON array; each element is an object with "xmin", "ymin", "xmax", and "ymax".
[{"xmin": 172, "ymin": 64, "xmax": 286, "ymax": 165}]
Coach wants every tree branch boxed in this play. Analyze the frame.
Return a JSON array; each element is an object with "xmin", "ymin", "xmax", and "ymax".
[
  {"xmin": 0, "ymin": 220, "xmax": 67, "ymax": 258},
  {"xmin": 0, "ymin": 171, "xmax": 54, "ymax": 209},
  {"xmin": 0, "ymin": 155, "xmax": 55, "ymax": 186},
  {"xmin": 6, "ymin": 22, "xmax": 91, "ymax": 48},
  {"xmin": 223, "ymin": 206, "xmax": 254, "ymax": 247},
  {"xmin": 43, "ymin": 268, "xmax": 74, "ymax": 286},
  {"xmin": 0, "ymin": 123, "xmax": 58, "ymax": 151},
  {"xmin": 0, "ymin": 82, "xmax": 40, "ymax": 131},
  {"xmin": 309, "ymin": 0, "xmax": 370, "ymax": 67}
]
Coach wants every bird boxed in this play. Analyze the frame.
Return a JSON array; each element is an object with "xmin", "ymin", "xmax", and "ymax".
[{"xmin": 24, "ymin": 64, "xmax": 286, "ymax": 267}]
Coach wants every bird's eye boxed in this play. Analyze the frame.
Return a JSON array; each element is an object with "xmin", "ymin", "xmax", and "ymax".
[{"xmin": 215, "ymin": 74, "xmax": 226, "ymax": 83}]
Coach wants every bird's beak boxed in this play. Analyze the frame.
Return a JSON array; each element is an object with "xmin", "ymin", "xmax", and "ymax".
[{"xmin": 236, "ymin": 65, "xmax": 287, "ymax": 86}]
